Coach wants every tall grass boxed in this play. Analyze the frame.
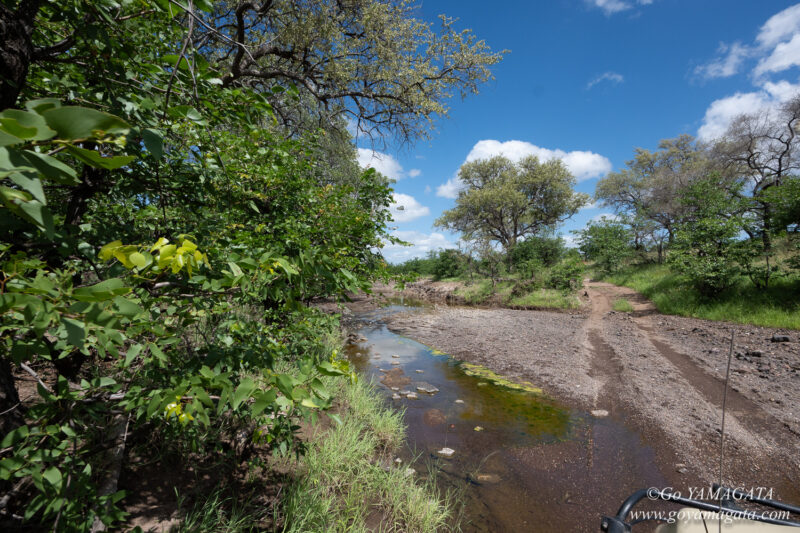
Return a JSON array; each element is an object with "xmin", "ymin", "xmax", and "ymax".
[
  {"xmin": 602, "ymin": 263, "xmax": 800, "ymax": 329},
  {"xmin": 281, "ymin": 378, "xmax": 453, "ymax": 532}
]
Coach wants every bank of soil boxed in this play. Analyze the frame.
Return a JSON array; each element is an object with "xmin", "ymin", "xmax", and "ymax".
[{"xmin": 366, "ymin": 280, "xmax": 800, "ymax": 502}]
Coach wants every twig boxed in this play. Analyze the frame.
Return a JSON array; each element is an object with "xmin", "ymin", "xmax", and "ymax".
[{"xmin": 19, "ymin": 362, "xmax": 53, "ymax": 394}]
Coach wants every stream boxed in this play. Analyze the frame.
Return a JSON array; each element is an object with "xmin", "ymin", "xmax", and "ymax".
[{"xmin": 344, "ymin": 299, "xmax": 672, "ymax": 532}]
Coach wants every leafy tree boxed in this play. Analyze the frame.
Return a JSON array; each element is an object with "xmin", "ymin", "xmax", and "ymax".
[
  {"xmin": 0, "ymin": 1, "xmax": 504, "ymax": 530},
  {"xmin": 431, "ymin": 249, "xmax": 465, "ymax": 280},
  {"xmin": 575, "ymin": 217, "xmax": 634, "ymax": 275},
  {"xmin": 595, "ymin": 135, "xmax": 714, "ymax": 248},
  {"xmin": 509, "ymin": 235, "xmax": 565, "ymax": 268},
  {"xmin": 669, "ymin": 177, "xmax": 746, "ymax": 296},
  {"xmin": 435, "ymin": 155, "xmax": 588, "ymax": 266}
]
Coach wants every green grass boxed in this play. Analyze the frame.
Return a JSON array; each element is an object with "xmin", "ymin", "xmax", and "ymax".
[
  {"xmin": 612, "ymin": 299, "xmax": 634, "ymax": 312},
  {"xmin": 509, "ymin": 288, "xmax": 582, "ymax": 310},
  {"xmin": 601, "ymin": 263, "xmax": 800, "ymax": 329},
  {"xmin": 281, "ymin": 377, "xmax": 454, "ymax": 532}
]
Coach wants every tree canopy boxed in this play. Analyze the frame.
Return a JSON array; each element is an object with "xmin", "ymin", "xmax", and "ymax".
[{"xmin": 435, "ymin": 155, "xmax": 588, "ymax": 257}]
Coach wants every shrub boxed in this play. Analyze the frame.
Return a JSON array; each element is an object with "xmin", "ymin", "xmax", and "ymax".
[{"xmin": 547, "ymin": 256, "xmax": 585, "ymax": 291}]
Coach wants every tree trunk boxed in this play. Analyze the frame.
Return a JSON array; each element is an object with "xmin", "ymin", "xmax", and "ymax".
[
  {"xmin": 0, "ymin": 2, "xmax": 41, "ymax": 109},
  {"xmin": 0, "ymin": 356, "xmax": 24, "ymax": 437}
]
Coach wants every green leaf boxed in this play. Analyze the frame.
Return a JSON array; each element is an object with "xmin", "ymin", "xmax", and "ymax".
[
  {"xmin": 128, "ymin": 252, "xmax": 147, "ymax": 268},
  {"xmin": 43, "ymin": 107, "xmax": 131, "ymax": 141},
  {"xmin": 1, "ymin": 148, "xmax": 80, "ymax": 185},
  {"xmin": 0, "ymin": 129, "xmax": 24, "ymax": 147},
  {"xmin": 8, "ymin": 173, "xmax": 45, "ymax": 204},
  {"xmin": 124, "ymin": 344, "xmax": 143, "ymax": 367},
  {"xmin": 112, "ymin": 296, "xmax": 143, "ymax": 318},
  {"xmin": 142, "ymin": 128, "xmax": 164, "ymax": 159},
  {"xmin": 232, "ymin": 378, "xmax": 256, "ymax": 410},
  {"xmin": 61, "ymin": 318, "xmax": 86, "ymax": 348},
  {"xmin": 42, "ymin": 467, "xmax": 63, "ymax": 490},
  {"xmin": 66, "ymin": 145, "xmax": 135, "ymax": 170},
  {"xmin": 251, "ymin": 389, "xmax": 277, "ymax": 415},
  {"xmin": 25, "ymin": 98, "xmax": 61, "ymax": 114},
  {"xmin": 0, "ymin": 109, "xmax": 56, "ymax": 141},
  {"xmin": 73, "ymin": 279, "xmax": 130, "ymax": 302}
]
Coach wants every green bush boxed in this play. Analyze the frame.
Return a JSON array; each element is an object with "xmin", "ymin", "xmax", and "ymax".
[{"xmin": 547, "ymin": 256, "xmax": 585, "ymax": 291}]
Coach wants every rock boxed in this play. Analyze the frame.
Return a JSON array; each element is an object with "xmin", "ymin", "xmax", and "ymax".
[
  {"xmin": 415, "ymin": 382, "xmax": 440, "ymax": 394},
  {"xmin": 437, "ymin": 447, "xmax": 455, "ymax": 457},
  {"xmin": 772, "ymin": 335, "xmax": 791, "ymax": 343},
  {"xmin": 406, "ymin": 392, "xmax": 418, "ymax": 399},
  {"xmin": 391, "ymin": 361, "xmax": 401, "ymax": 365},
  {"xmin": 400, "ymin": 390, "xmax": 412, "ymax": 396},
  {"xmin": 474, "ymin": 426, "xmax": 484, "ymax": 432},
  {"xmin": 415, "ymin": 369, "xmax": 424, "ymax": 374},
  {"xmin": 392, "ymin": 394, "xmax": 401, "ymax": 400},
  {"xmin": 746, "ymin": 350, "xmax": 763, "ymax": 357},
  {"xmin": 454, "ymin": 399, "xmax": 465, "ymax": 404},
  {"xmin": 391, "ymin": 354, "xmax": 401, "ymax": 358},
  {"xmin": 391, "ymin": 387, "xmax": 399, "ymax": 391},
  {"xmin": 591, "ymin": 409, "xmax": 609, "ymax": 418},
  {"xmin": 676, "ymin": 466, "xmax": 689, "ymax": 474},
  {"xmin": 423, "ymin": 409, "xmax": 446, "ymax": 426}
]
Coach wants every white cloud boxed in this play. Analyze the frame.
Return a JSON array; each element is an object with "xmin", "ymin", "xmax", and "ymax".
[
  {"xmin": 586, "ymin": 71, "xmax": 624, "ymax": 89},
  {"xmin": 697, "ymin": 80, "xmax": 800, "ymax": 141},
  {"xmin": 356, "ymin": 149, "xmax": 406, "ymax": 181},
  {"xmin": 389, "ymin": 193, "xmax": 430, "ymax": 223},
  {"xmin": 436, "ymin": 176, "xmax": 464, "ymax": 199},
  {"xmin": 589, "ymin": 0, "xmax": 653, "ymax": 15},
  {"xmin": 756, "ymin": 4, "xmax": 800, "ymax": 49},
  {"xmin": 755, "ymin": 33, "xmax": 800, "ymax": 76},
  {"xmin": 382, "ymin": 231, "xmax": 456, "ymax": 263},
  {"xmin": 408, "ymin": 168, "xmax": 421, "ymax": 178},
  {"xmin": 590, "ymin": 213, "xmax": 620, "ymax": 223},
  {"xmin": 436, "ymin": 139, "xmax": 612, "ymax": 199},
  {"xmin": 695, "ymin": 42, "xmax": 751, "ymax": 79}
]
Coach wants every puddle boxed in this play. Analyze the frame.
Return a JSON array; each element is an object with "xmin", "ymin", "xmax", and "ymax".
[{"xmin": 345, "ymin": 302, "xmax": 671, "ymax": 531}]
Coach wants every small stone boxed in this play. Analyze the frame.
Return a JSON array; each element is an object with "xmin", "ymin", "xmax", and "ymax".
[
  {"xmin": 415, "ymin": 382, "xmax": 440, "ymax": 394},
  {"xmin": 676, "ymin": 466, "xmax": 689, "ymax": 474},
  {"xmin": 391, "ymin": 361, "xmax": 401, "ymax": 365},
  {"xmin": 400, "ymin": 390, "xmax": 412, "ymax": 396},
  {"xmin": 454, "ymin": 399, "xmax": 465, "ymax": 404},
  {"xmin": 772, "ymin": 335, "xmax": 791, "ymax": 343},
  {"xmin": 591, "ymin": 409, "xmax": 609, "ymax": 418},
  {"xmin": 391, "ymin": 387, "xmax": 399, "ymax": 391},
  {"xmin": 415, "ymin": 369, "xmax": 424, "ymax": 373},
  {"xmin": 747, "ymin": 350, "xmax": 763, "ymax": 357},
  {"xmin": 437, "ymin": 447, "xmax": 455, "ymax": 457},
  {"xmin": 391, "ymin": 354, "xmax": 401, "ymax": 358},
  {"xmin": 474, "ymin": 426, "xmax": 484, "ymax": 432},
  {"xmin": 406, "ymin": 392, "xmax": 418, "ymax": 399},
  {"xmin": 392, "ymin": 394, "xmax": 401, "ymax": 400}
]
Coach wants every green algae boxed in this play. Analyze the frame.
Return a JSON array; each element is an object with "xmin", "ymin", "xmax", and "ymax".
[{"xmin": 458, "ymin": 362, "xmax": 543, "ymax": 394}]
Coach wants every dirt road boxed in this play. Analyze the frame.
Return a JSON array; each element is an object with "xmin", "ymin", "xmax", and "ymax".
[{"xmin": 375, "ymin": 280, "xmax": 800, "ymax": 500}]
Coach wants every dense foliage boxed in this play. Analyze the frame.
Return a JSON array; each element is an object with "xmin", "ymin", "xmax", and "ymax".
[{"xmin": 0, "ymin": 1, "xmax": 502, "ymax": 530}]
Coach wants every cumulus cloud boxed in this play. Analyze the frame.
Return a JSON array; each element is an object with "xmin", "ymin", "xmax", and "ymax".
[
  {"xmin": 756, "ymin": 4, "xmax": 800, "ymax": 49},
  {"xmin": 357, "ymin": 148, "xmax": 417, "ymax": 181},
  {"xmin": 755, "ymin": 34, "xmax": 800, "ymax": 76},
  {"xmin": 389, "ymin": 193, "xmax": 430, "ymax": 223},
  {"xmin": 695, "ymin": 42, "xmax": 751, "ymax": 79},
  {"xmin": 586, "ymin": 71, "xmax": 624, "ymax": 89},
  {"xmin": 436, "ymin": 139, "xmax": 612, "ymax": 199},
  {"xmin": 697, "ymin": 80, "xmax": 800, "ymax": 141},
  {"xmin": 381, "ymin": 231, "xmax": 456, "ymax": 263},
  {"xmin": 589, "ymin": 0, "xmax": 654, "ymax": 15}
]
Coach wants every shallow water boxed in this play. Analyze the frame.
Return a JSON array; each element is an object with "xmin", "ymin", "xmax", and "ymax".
[{"xmin": 345, "ymin": 301, "xmax": 671, "ymax": 532}]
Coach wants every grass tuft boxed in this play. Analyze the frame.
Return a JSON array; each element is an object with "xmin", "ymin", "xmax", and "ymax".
[
  {"xmin": 612, "ymin": 299, "xmax": 634, "ymax": 312},
  {"xmin": 601, "ymin": 263, "xmax": 800, "ymax": 329}
]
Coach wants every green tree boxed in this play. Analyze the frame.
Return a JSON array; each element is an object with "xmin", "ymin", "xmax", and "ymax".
[
  {"xmin": 435, "ymin": 155, "xmax": 588, "ymax": 266},
  {"xmin": 669, "ymin": 177, "xmax": 746, "ymax": 296},
  {"xmin": 575, "ymin": 217, "xmax": 634, "ymax": 275}
]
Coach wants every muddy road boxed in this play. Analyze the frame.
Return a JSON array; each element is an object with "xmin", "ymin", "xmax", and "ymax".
[{"xmin": 339, "ymin": 281, "xmax": 800, "ymax": 530}]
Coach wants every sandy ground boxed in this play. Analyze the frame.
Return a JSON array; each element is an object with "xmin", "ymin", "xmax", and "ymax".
[{"xmin": 362, "ymin": 280, "xmax": 800, "ymax": 497}]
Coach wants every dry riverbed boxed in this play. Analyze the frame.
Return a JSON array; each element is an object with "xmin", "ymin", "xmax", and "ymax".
[{"xmin": 347, "ymin": 280, "xmax": 800, "ymax": 505}]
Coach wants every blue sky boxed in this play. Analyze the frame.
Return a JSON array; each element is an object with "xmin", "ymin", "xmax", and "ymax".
[{"xmin": 355, "ymin": 0, "xmax": 800, "ymax": 262}]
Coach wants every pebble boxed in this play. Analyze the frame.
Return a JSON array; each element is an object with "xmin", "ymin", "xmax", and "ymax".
[
  {"xmin": 391, "ymin": 394, "xmax": 401, "ymax": 400},
  {"xmin": 391, "ymin": 361, "xmax": 401, "ymax": 365},
  {"xmin": 391, "ymin": 387, "xmax": 399, "ymax": 391},
  {"xmin": 391, "ymin": 354, "xmax": 401, "ymax": 358},
  {"xmin": 454, "ymin": 399, "xmax": 464, "ymax": 404},
  {"xmin": 474, "ymin": 426, "xmax": 484, "ymax": 432},
  {"xmin": 406, "ymin": 392, "xmax": 418, "ymax": 399},
  {"xmin": 591, "ymin": 409, "xmax": 609, "ymax": 418},
  {"xmin": 772, "ymin": 335, "xmax": 791, "ymax": 343},
  {"xmin": 437, "ymin": 447, "xmax": 455, "ymax": 457},
  {"xmin": 415, "ymin": 382, "xmax": 440, "ymax": 394},
  {"xmin": 415, "ymin": 369, "xmax": 424, "ymax": 373}
]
